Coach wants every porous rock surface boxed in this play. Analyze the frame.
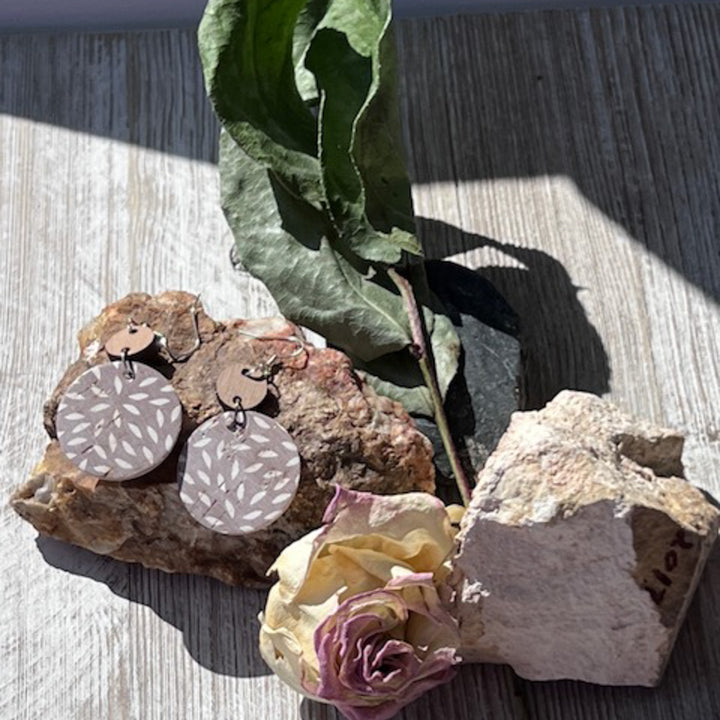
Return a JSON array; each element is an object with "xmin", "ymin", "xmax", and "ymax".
[
  {"xmin": 12, "ymin": 291, "xmax": 434, "ymax": 587},
  {"xmin": 451, "ymin": 390, "xmax": 719, "ymax": 686}
]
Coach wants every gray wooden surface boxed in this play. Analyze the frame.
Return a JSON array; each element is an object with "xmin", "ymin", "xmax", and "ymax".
[{"xmin": 1, "ymin": 5, "xmax": 719, "ymax": 719}]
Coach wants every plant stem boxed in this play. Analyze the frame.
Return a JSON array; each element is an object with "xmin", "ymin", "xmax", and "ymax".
[{"xmin": 388, "ymin": 268, "xmax": 473, "ymax": 507}]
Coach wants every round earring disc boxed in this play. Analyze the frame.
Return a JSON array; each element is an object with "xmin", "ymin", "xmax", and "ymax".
[
  {"xmin": 105, "ymin": 325, "xmax": 156, "ymax": 358},
  {"xmin": 56, "ymin": 362, "xmax": 183, "ymax": 481},
  {"xmin": 178, "ymin": 411, "xmax": 300, "ymax": 535},
  {"xmin": 216, "ymin": 364, "xmax": 268, "ymax": 410}
]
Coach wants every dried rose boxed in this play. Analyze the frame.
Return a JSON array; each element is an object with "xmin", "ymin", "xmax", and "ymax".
[
  {"xmin": 259, "ymin": 487, "xmax": 462, "ymax": 718},
  {"xmin": 314, "ymin": 573, "xmax": 459, "ymax": 720}
]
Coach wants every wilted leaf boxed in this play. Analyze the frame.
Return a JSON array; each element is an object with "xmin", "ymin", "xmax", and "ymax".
[
  {"xmin": 199, "ymin": 0, "xmax": 323, "ymax": 204},
  {"xmin": 200, "ymin": 0, "xmax": 460, "ymax": 413},
  {"xmin": 220, "ymin": 131, "xmax": 413, "ymax": 361},
  {"xmin": 305, "ymin": 0, "xmax": 420, "ymax": 263}
]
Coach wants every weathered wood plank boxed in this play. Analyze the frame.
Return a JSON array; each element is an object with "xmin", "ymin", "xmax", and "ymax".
[{"xmin": 1, "ymin": 5, "xmax": 719, "ymax": 719}]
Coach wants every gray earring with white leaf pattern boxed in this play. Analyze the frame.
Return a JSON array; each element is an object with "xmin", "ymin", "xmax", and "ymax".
[
  {"xmin": 177, "ymin": 359, "xmax": 301, "ymax": 536},
  {"xmin": 56, "ymin": 319, "xmax": 186, "ymax": 481}
]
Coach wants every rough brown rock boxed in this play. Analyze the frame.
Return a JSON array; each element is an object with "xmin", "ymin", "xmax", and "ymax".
[
  {"xmin": 451, "ymin": 390, "xmax": 719, "ymax": 686},
  {"xmin": 12, "ymin": 291, "xmax": 434, "ymax": 587}
]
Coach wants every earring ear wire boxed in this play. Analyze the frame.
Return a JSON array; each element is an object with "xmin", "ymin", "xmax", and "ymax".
[
  {"xmin": 235, "ymin": 330, "xmax": 309, "ymax": 376},
  {"xmin": 154, "ymin": 294, "xmax": 202, "ymax": 363}
]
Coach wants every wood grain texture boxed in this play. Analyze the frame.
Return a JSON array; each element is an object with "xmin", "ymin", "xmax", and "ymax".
[{"xmin": 1, "ymin": 5, "xmax": 719, "ymax": 719}]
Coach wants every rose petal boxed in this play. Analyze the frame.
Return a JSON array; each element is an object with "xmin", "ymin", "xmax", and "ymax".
[
  {"xmin": 320, "ymin": 488, "xmax": 456, "ymax": 574},
  {"xmin": 313, "ymin": 579, "xmax": 459, "ymax": 719}
]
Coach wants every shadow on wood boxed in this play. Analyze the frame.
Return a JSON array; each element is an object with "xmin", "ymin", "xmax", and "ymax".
[
  {"xmin": 35, "ymin": 535, "xmax": 272, "ymax": 678},
  {"xmin": 398, "ymin": 6, "xmax": 720, "ymax": 308},
  {"xmin": 0, "ymin": 31, "xmax": 219, "ymax": 164},
  {"xmin": 2, "ymin": 8, "xmax": 719, "ymax": 307}
]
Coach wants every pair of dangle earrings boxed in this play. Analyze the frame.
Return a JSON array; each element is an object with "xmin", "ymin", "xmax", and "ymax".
[{"xmin": 56, "ymin": 308, "xmax": 301, "ymax": 535}]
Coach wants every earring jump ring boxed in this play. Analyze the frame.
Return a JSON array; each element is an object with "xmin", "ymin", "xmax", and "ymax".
[
  {"xmin": 230, "ymin": 396, "xmax": 247, "ymax": 432},
  {"xmin": 121, "ymin": 347, "xmax": 136, "ymax": 380}
]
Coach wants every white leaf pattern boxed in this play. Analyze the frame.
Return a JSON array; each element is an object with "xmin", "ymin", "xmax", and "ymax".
[
  {"xmin": 177, "ymin": 410, "xmax": 299, "ymax": 535},
  {"xmin": 197, "ymin": 470, "xmax": 210, "ymax": 485},
  {"xmin": 250, "ymin": 491, "xmax": 266, "ymax": 505},
  {"xmin": 56, "ymin": 362, "xmax": 182, "ymax": 481}
]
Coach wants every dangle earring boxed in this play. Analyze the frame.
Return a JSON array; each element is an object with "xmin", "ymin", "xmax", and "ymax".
[
  {"xmin": 55, "ymin": 299, "xmax": 201, "ymax": 480},
  {"xmin": 177, "ymin": 337, "xmax": 305, "ymax": 535}
]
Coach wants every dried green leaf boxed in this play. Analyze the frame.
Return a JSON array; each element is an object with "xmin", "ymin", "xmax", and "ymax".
[
  {"xmin": 199, "ymin": 0, "xmax": 323, "ymax": 203},
  {"xmin": 201, "ymin": 0, "xmax": 460, "ymax": 413},
  {"xmin": 220, "ymin": 131, "xmax": 412, "ymax": 361}
]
